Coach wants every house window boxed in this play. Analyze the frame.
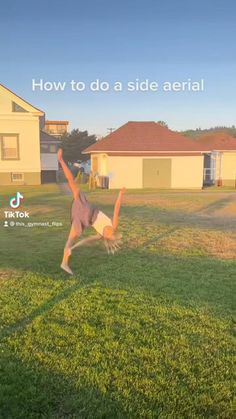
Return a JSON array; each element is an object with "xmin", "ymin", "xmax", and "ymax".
[
  {"xmin": 49, "ymin": 144, "xmax": 57, "ymax": 153},
  {"xmin": 12, "ymin": 102, "xmax": 28, "ymax": 112},
  {"xmin": 40, "ymin": 143, "xmax": 57, "ymax": 153},
  {"xmin": 11, "ymin": 172, "xmax": 24, "ymax": 182},
  {"xmin": 1, "ymin": 135, "xmax": 20, "ymax": 160},
  {"xmin": 41, "ymin": 144, "xmax": 49, "ymax": 153}
]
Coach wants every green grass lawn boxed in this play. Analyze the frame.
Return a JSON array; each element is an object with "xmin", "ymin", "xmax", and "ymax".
[{"xmin": 0, "ymin": 184, "xmax": 235, "ymax": 418}]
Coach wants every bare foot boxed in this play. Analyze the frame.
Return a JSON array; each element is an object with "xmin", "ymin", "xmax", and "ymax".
[{"xmin": 60, "ymin": 263, "xmax": 73, "ymax": 275}]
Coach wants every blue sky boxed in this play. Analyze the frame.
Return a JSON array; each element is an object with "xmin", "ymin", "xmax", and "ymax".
[{"xmin": 1, "ymin": 0, "xmax": 236, "ymax": 136}]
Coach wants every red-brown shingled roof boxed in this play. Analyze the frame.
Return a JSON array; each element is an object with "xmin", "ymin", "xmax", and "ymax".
[
  {"xmin": 196, "ymin": 131, "xmax": 236, "ymax": 151},
  {"xmin": 83, "ymin": 121, "xmax": 203, "ymax": 154},
  {"xmin": 45, "ymin": 120, "xmax": 69, "ymax": 125}
]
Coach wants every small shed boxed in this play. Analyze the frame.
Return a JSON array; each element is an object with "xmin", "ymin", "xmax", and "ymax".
[{"xmin": 83, "ymin": 121, "xmax": 204, "ymax": 189}]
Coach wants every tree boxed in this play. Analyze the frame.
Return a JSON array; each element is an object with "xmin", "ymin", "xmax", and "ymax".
[
  {"xmin": 181, "ymin": 126, "xmax": 236, "ymax": 139},
  {"xmin": 157, "ymin": 120, "xmax": 168, "ymax": 128},
  {"xmin": 60, "ymin": 129, "xmax": 96, "ymax": 163}
]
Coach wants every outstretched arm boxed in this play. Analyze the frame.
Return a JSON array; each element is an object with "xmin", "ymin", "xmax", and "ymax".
[
  {"xmin": 112, "ymin": 187, "xmax": 126, "ymax": 231},
  {"xmin": 58, "ymin": 149, "xmax": 79, "ymax": 199},
  {"xmin": 71, "ymin": 234, "xmax": 102, "ymax": 250}
]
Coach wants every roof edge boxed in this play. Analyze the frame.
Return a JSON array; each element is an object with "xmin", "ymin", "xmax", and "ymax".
[
  {"xmin": 0, "ymin": 83, "xmax": 44, "ymax": 115},
  {"xmin": 82, "ymin": 149, "xmax": 206, "ymax": 155}
]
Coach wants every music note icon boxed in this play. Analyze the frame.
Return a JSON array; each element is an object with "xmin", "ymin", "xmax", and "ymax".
[{"xmin": 9, "ymin": 192, "xmax": 24, "ymax": 209}]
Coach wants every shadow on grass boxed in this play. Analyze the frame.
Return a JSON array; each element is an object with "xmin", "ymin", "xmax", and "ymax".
[
  {"xmin": 197, "ymin": 194, "xmax": 236, "ymax": 215},
  {"xmin": 0, "ymin": 282, "xmax": 81, "ymax": 340},
  {"xmin": 1, "ymin": 243, "xmax": 235, "ymax": 342},
  {"xmin": 0, "ymin": 194, "xmax": 236, "ymax": 337},
  {"xmin": 120, "ymin": 204, "xmax": 236, "ymax": 231},
  {"xmin": 1, "ymin": 266, "xmax": 235, "ymax": 419},
  {"xmin": 1, "ymin": 351, "xmax": 127, "ymax": 419},
  {"xmin": 90, "ymin": 198, "xmax": 236, "ymax": 231},
  {"xmin": 1, "ymin": 191, "xmax": 235, "ymax": 417}
]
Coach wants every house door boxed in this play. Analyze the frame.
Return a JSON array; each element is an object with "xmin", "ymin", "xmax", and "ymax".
[
  {"xmin": 143, "ymin": 159, "xmax": 171, "ymax": 188},
  {"xmin": 203, "ymin": 154, "xmax": 216, "ymax": 186}
]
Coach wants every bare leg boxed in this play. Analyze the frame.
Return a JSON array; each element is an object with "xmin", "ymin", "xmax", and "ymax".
[
  {"xmin": 71, "ymin": 234, "xmax": 102, "ymax": 250},
  {"xmin": 61, "ymin": 225, "xmax": 78, "ymax": 275},
  {"xmin": 112, "ymin": 187, "xmax": 126, "ymax": 230}
]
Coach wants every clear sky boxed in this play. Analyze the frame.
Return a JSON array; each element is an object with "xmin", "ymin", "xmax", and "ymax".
[{"xmin": 1, "ymin": 0, "xmax": 236, "ymax": 136}]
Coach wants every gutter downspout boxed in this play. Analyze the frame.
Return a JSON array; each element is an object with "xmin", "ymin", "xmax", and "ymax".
[{"xmin": 217, "ymin": 152, "xmax": 223, "ymax": 187}]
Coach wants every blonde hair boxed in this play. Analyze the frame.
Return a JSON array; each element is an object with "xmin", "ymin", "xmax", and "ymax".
[{"xmin": 103, "ymin": 232, "xmax": 123, "ymax": 254}]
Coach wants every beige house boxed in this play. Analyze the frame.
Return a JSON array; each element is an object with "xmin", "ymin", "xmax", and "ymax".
[
  {"xmin": 0, "ymin": 84, "xmax": 43, "ymax": 185},
  {"xmin": 197, "ymin": 132, "xmax": 236, "ymax": 187},
  {"xmin": 0, "ymin": 84, "xmax": 59, "ymax": 185},
  {"xmin": 83, "ymin": 121, "xmax": 204, "ymax": 189}
]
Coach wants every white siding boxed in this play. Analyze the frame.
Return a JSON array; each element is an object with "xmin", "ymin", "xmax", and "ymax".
[{"xmin": 41, "ymin": 153, "xmax": 58, "ymax": 170}]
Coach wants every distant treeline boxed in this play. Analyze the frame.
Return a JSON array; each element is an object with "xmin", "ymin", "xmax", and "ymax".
[{"xmin": 180, "ymin": 126, "xmax": 236, "ymax": 138}]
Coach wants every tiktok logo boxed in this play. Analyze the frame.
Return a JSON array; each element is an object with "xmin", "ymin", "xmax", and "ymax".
[{"xmin": 10, "ymin": 192, "xmax": 24, "ymax": 209}]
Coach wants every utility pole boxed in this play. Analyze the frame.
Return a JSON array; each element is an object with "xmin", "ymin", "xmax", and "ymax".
[{"xmin": 107, "ymin": 128, "xmax": 115, "ymax": 134}]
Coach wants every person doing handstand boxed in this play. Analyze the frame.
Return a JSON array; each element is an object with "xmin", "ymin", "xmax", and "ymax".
[{"xmin": 58, "ymin": 149, "xmax": 126, "ymax": 275}]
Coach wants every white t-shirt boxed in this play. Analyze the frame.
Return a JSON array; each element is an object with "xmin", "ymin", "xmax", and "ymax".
[{"xmin": 92, "ymin": 211, "xmax": 113, "ymax": 236}]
